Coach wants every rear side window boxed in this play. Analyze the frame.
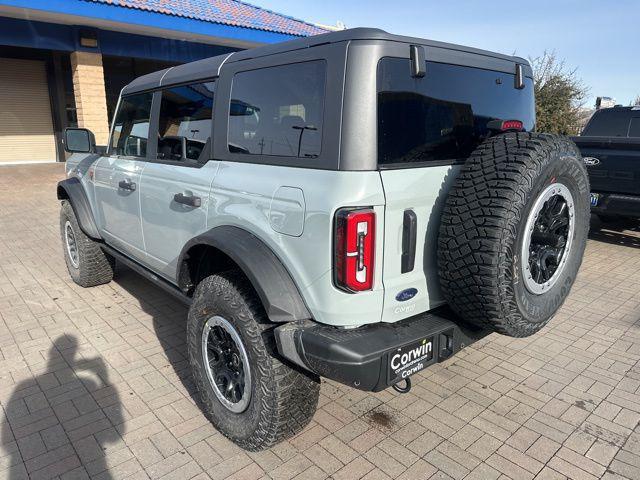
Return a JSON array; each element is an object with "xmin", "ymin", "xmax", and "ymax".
[
  {"xmin": 228, "ymin": 61, "xmax": 326, "ymax": 158},
  {"xmin": 582, "ymin": 109, "xmax": 633, "ymax": 137},
  {"xmin": 110, "ymin": 93, "xmax": 153, "ymax": 157},
  {"xmin": 377, "ymin": 58, "xmax": 535, "ymax": 167},
  {"xmin": 629, "ymin": 117, "xmax": 640, "ymax": 137},
  {"xmin": 157, "ymin": 81, "xmax": 215, "ymax": 165}
]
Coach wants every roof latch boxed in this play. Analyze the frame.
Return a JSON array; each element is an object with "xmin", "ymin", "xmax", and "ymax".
[
  {"xmin": 410, "ymin": 45, "xmax": 426, "ymax": 78},
  {"xmin": 514, "ymin": 63, "xmax": 525, "ymax": 89}
]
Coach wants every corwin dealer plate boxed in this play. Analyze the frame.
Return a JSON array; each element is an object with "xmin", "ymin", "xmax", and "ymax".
[{"xmin": 387, "ymin": 337, "xmax": 434, "ymax": 384}]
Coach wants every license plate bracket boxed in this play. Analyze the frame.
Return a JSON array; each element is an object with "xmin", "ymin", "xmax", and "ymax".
[{"xmin": 387, "ymin": 337, "xmax": 434, "ymax": 384}]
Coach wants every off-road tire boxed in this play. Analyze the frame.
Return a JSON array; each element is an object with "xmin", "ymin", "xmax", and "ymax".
[
  {"xmin": 187, "ymin": 270, "xmax": 320, "ymax": 451},
  {"xmin": 438, "ymin": 132, "xmax": 589, "ymax": 337},
  {"xmin": 60, "ymin": 201, "xmax": 115, "ymax": 287}
]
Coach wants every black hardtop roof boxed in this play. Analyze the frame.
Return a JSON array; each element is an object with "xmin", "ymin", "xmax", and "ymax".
[
  {"xmin": 595, "ymin": 106, "xmax": 640, "ymax": 113},
  {"xmin": 226, "ymin": 27, "xmax": 529, "ymax": 64},
  {"xmin": 122, "ymin": 53, "xmax": 233, "ymax": 95},
  {"xmin": 122, "ymin": 27, "xmax": 530, "ymax": 95}
]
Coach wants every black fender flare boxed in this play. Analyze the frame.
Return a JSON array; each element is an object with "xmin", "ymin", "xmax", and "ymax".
[
  {"xmin": 57, "ymin": 177, "xmax": 102, "ymax": 240},
  {"xmin": 178, "ymin": 226, "xmax": 311, "ymax": 323}
]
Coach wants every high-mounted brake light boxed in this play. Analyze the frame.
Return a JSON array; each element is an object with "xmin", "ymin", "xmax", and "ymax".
[
  {"xmin": 334, "ymin": 208, "xmax": 375, "ymax": 292},
  {"xmin": 501, "ymin": 120, "xmax": 524, "ymax": 131},
  {"xmin": 487, "ymin": 119, "xmax": 524, "ymax": 132}
]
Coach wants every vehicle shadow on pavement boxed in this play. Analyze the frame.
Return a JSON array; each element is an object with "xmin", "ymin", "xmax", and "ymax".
[
  {"xmin": 1, "ymin": 335, "xmax": 123, "ymax": 479},
  {"xmin": 112, "ymin": 266, "xmax": 196, "ymax": 400},
  {"xmin": 589, "ymin": 216, "xmax": 640, "ymax": 249}
]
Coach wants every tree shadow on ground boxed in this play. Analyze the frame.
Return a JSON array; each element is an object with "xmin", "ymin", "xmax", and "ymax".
[{"xmin": 1, "ymin": 335, "xmax": 123, "ymax": 479}]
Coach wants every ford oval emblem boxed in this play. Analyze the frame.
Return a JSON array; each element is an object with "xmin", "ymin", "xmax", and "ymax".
[
  {"xmin": 583, "ymin": 157, "xmax": 600, "ymax": 166},
  {"xmin": 396, "ymin": 288, "xmax": 418, "ymax": 302}
]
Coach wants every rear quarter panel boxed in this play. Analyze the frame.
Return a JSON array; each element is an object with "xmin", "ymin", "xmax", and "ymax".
[{"xmin": 208, "ymin": 161, "xmax": 386, "ymax": 326}]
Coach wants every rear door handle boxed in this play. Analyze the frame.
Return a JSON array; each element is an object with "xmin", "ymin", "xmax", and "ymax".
[
  {"xmin": 174, "ymin": 193, "xmax": 201, "ymax": 208},
  {"xmin": 118, "ymin": 179, "xmax": 136, "ymax": 191}
]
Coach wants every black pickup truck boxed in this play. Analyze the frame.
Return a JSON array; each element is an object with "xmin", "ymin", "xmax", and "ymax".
[{"xmin": 572, "ymin": 106, "xmax": 640, "ymax": 220}]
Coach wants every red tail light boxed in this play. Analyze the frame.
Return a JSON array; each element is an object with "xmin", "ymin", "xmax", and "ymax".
[{"xmin": 334, "ymin": 208, "xmax": 375, "ymax": 292}]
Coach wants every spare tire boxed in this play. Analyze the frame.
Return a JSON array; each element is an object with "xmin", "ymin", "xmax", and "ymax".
[{"xmin": 437, "ymin": 132, "xmax": 589, "ymax": 337}]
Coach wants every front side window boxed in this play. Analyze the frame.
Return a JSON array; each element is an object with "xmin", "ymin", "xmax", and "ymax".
[
  {"xmin": 377, "ymin": 58, "xmax": 535, "ymax": 167},
  {"xmin": 157, "ymin": 82, "xmax": 215, "ymax": 165},
  {"xmin": 228, "ymin": 60, "xmax": 326, "ymax": 158},
  {"xmin": 110, "ymin": 93, "xmax": 153, "ymax": 157}
]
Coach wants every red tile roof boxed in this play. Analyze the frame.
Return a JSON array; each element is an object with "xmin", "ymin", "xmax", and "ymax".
[{"xmin": 86, "ymin": 0, "xmax": 328, "ymax": 37}]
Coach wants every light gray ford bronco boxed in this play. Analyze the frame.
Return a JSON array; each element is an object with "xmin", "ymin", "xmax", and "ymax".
[{"xmin": 58, "ymin": 28, "xmax": 590, "ymax": 450}]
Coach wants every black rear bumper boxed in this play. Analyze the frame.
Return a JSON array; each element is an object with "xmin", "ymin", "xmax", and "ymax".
[
  {"xmin": 274, "ymin": 308, "xmax": 490, "ymax": 392},
  {"xmin": 592, "ymin": 192, "xmax": 640, "ymax": 219}
]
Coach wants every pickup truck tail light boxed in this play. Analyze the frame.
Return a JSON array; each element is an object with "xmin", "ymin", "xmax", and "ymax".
[{"xmin": 334, "ymin": 208, "xmax": 375, "ymax": 292}]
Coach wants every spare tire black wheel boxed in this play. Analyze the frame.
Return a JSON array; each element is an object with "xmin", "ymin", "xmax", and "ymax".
[{"xmin": 438, "ymin": 132, "xmax": 589, "ymax": 337}]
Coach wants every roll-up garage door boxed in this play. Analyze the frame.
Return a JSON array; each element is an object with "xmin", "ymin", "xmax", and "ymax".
[{"xmin": 0, "ymin": 58, "xmax": 57, "ymax": 163}]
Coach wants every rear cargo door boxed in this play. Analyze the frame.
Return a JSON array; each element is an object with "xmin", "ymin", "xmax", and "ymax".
[
  {"xmin": 377, "ymin": 57, "xmax": 535, "ymax": 323},
  {"xmin": 379, "ymin": 165, "xmax": 459, "ymax": 321}
]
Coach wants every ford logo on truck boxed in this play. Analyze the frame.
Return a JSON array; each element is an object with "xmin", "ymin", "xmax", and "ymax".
[
  {"xmin": 396, "ymin": 288, "xmax": 418, "ymax": 302},
  {"xmin": 583, "ymin": 157, "xmax": 600, "ymax": 166}
]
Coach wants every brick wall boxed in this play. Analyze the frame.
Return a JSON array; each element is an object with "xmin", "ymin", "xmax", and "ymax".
[{"xmin": 70, "ymin": 51, "xmax": 110, "ymax": 145}]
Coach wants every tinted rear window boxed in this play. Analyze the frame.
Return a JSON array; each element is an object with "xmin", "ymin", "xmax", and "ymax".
[
  {"xmin": 582, "ymin": 109, "xmax": 632, "ymax": 137},
  {"xmin": 228, "ymin": 61, "xmax": 325, "ymax": 159},
  {"xmin": 629, "ymin": 117, "xmax": 640, "ymax": 137},
  {"xmin": 377, "ymin": 58, "xmax": 535, "ymax": 167}
]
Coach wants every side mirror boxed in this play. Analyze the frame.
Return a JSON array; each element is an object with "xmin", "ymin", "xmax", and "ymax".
[{"xmin": 64, "ymin": 128, "xmax": 96, "ymax": 153}]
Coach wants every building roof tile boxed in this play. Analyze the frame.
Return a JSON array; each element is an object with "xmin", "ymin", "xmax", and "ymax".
[{"xmin": 85, "ymin": 0, "xmax": 328, "ymax": 37}]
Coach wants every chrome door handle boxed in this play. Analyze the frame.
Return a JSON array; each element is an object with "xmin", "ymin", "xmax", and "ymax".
[
  {"xmin": 174, "ymin": 193, "xmax": 201, "ymax": 208},
  {"xmin": 118, "ymin": 179, "xmax": 136, "ymax": 191}
]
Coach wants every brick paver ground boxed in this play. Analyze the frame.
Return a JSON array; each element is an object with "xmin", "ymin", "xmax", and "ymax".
[{"xmin": 1, "ymin": 163, "xmax": 640, "ymax": 480}]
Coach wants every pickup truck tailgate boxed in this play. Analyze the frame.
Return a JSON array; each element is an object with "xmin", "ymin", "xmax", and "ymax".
[{"xmin": 572, "ymin": 136, "xmax": 640, "ymax": 196}]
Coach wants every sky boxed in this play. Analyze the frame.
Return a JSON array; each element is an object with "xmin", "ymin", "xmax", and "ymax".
[{"xmin": 254, "ymin": 0, "xmax": 639, "ymax": 107}]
